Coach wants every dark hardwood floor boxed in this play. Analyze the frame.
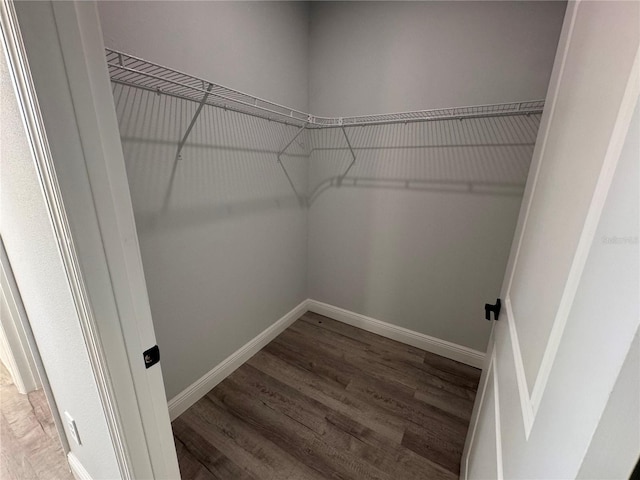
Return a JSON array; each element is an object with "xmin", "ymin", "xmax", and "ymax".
[{"xmin": 172, "ymin": 312, "xmax": 481, "ymax": 479}]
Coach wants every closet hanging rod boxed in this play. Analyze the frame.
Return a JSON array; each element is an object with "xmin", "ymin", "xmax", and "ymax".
[{"xmin": 106, "ymin": 48, "xmax": 545, "ymax": 129}]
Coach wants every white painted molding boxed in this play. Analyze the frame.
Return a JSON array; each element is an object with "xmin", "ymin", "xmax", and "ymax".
[
  {"xmin": 168, "ymin": 299, "xmax": 309, "ymax": 420},
  {"xmin": 493, "ymin": 356, "xmax": 504, "ymax": 480},
  {"xmin": 0, "ymin": 320, "xmax": 27, "ymax": 393},
  {"xmin": 0, "ymin": 241, "xmax": 41, "ymax": 395},
  {"xmin": 504, "ymin": 296, "xmax": 534, "ymax": 438},
  {"xmin": 169, "ymin": 298, "xmax": 484, "ymax": 421},
  {"xmin": 0, "ymin": 3, "xmax": 137, "ymax": 477},
  {"xmin": 307, "ymin": 300, "xmax": 485, "ymax": 369},
  {"xmin": 67, "ymin": 453, "xmax": 93, "ymax": 480},
  {"xmin": 463, "ymin": 350, "xmax": 494, "ymax": 480}
]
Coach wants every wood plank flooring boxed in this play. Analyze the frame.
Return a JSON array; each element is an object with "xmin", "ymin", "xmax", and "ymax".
[
  {"xmin": 173, "ymin": 312, "xmax": 481, "ymax": 479},
  {"xmin": 0, "ymin": 361, "xmax": 73, "ymax": 480}
]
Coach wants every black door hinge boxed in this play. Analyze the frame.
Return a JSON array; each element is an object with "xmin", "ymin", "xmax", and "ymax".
[{"xmin": 143, "ymin": 345, "xmax": 160, "ymax": 369}]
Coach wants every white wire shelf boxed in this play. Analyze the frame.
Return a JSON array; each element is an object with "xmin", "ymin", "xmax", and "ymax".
[
  {"xmin": 311, "ymin": 100, "xmax": 545, "ymax": 128},
  {"xmin": 106, "ymin": 48, "xmax": 545, "ymax": 129}
]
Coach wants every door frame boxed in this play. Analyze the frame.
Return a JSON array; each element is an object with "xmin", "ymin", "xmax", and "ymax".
[
  {"xmin": 1, "ymin": 1, "xmax": 180, "ymax": 478},
  {"xmin": 0, "ymin": 237, "xmax": 42, "ymax": 396},
  {"xmin": 0, "ymin": 238, "xmax": 70, "ymax": 453}
]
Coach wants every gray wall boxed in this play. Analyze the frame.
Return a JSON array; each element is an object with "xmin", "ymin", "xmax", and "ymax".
[
  {"xmin": 307, "ymin": 1, "xmax": 565, "ymax": 352},
  {"xmin": 99, "ymin": 1, "xmax": 310, "ymax": 399},
  {"xmin": 1, "ymin": 36, "xmax": 119, "ymax": 479},
  {"xmin": 308, "ymin": 1, "xmax": 566, "ymax": 116},
  {"xmin": 307, "ymin": 116, "xmax": 539, "ymax": 352},
  {"xmin": 99, "ymin": 1, "xmax": 567, "ymax": 397},
  {"xmin": 99, "ymin": 1, "xmax": 309, "ymax": 113}
]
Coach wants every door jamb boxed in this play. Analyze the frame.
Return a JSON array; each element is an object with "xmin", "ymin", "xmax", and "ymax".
[
  {"xmin": 1, "ymin": 1, "xmax": 180, "ymax": 478},
  {"xmin": 0, "ymin": 238, "xmax": 70, "ymax": 454}
]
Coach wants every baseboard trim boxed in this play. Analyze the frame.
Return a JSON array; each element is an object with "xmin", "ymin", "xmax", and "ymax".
[
  {"xmin": 68, "ymin": 453, "xmax": 92, "ymax": 480},
  {"xmin": 168, "ymin": 298, "xmax": 485, "ymax": 420},
  {"xmin": 306, "ymin": 300, "xmax": 485, "ymax": 369},
  {"xmin": 167, "ymin": 299, "xmax": 309, "ymax": 420}
]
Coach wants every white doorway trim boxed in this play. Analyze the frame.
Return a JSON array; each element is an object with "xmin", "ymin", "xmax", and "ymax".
[
  {"xmin": 1, "ymin": 2, "xmax": 135, "ymax": 478},
  {"xmin": 0, "ymin": 246, "xmax": 41, "ymax": 395},
  {"xmin": 0, "ymin": 237, "xmax": 70, "ymax": 453},
  {"xmin": 1, "ymin": 1, "xmax": 180, "ymax": 478}
]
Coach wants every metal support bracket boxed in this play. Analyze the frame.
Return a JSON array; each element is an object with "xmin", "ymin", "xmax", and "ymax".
[
  {"xmin": 276, "ymin": 124, "xmax": 307, "ymax": 199},
  {"xmin": 276, "ymin": 124, "xmax": 306, "ymax": 160},
  {"xmin": 175, "ymin": 82, "xmax": 214, "ymax": 162},
  {"xmin": 162, "ymin": 83, "xmax": 213, "ymax": 213},
  {"xmin": 338, "ymin": 126, "xmax": 356, "ymax": 185}
]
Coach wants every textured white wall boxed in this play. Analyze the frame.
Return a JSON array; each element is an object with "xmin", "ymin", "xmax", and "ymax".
[
  {"xmin": 99, "ymin": 1, "xmax": 310, "ymax": 399},
  {"xmin": 0, "ymin": 38, "xmax": 120, "ymax": 479},
  {"xmin": 307, "ymin": 1, "xmax": 565, "ymax": 352}
]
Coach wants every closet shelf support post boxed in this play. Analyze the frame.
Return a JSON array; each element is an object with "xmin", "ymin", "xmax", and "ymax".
[
  {"xmin": 276, "ymin": 124, "xmax": 307, "ymax": 201},
  {"xmin": 162, "ymin": 82, "xmax": 213, "ymax": 213},
  {"xmin": 276, "ymin": 124, "xmax": 307, "ymax": 161},
  {"xmin": 174, "ymin": 82, "xmax": 214, "ymax": 162},
  {"xmin": 339, "ymin": 126, "xmax": 356, "ymax": 185}
]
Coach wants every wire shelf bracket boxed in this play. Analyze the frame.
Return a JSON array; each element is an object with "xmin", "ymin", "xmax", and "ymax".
[
  {"xmin": 277, "ymin": 124, "xmax": 307, "ymax": 160},
  {"xmin": 276, "ymin": 124, "xmax": 307, "ymax": 200},
  {"xmin": 338, "ymin": 125, "xmax": 356, "ymax": 186},
  {"xmin": 175, "ymin": 82, "xmax": 214, "ymax": 162},
  {"xmin": 160, "ymin": 82, "xmax": 214, "ymax": 213}
]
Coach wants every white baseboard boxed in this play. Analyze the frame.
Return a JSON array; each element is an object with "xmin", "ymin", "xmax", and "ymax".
[
  {"xmin": 167, "ymin": 299, "xmax": 309, "ymax": 420},
  {"xmin": 168, "ymin": 298, "xmax": 485, "ymax": 420},
  {"xmin": 306, "ymin": 300, "xmax": 485, "ymax": 369},
  {"xmin": 67, "ymin": 453, "xmax": 92, "ymax": 480}
]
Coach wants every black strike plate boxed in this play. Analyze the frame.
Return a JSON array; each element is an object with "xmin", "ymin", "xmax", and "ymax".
[
  {"xmin": 143, "ymin": 345, "xmax": 160, "ymax": 369},
  {"xmin": 485, "ymin": 298, "xmax": 502, "ymax": 321}
]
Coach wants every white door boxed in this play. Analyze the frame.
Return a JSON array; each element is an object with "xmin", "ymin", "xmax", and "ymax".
[{"xmin": 462, "ymin": 1, "xmax": 640, "ymax": 478}]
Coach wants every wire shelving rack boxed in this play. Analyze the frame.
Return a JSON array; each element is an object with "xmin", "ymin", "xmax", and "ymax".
[
  {"xmin": 105, "ymin": 48, "xmax": 545, "ymax": 130},
  {"xmin": 106, "ymin": 48, "xmax": 545, "ymax": 202}
]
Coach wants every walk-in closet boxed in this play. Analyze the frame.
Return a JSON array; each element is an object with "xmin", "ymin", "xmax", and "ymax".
[
  {"xmin": 4, "ymin": 0, "xmax": 638, "ymax": 478},
  {"xmin": 98, "ymin": 2, "xmax": 567, "ymax": 478}
]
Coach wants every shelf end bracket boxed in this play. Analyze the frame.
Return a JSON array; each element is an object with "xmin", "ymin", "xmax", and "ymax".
[
  {"xmin": 338, "ymin": 126, "xmax": 356, "ymax": 185},
  {"xmin": 174, "ymin": 82, "xmax": 214, "ymax": 163},
  {"xmin": 162, "ymin": 83, "xmax": 213, "ymax": 213},
  {"xmin": 276, "ymin": 124, "xmax": 307, "ymax": 200}
]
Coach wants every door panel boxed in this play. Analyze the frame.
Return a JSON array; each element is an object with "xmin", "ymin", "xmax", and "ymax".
[
  {"xmin": 508, "ymin": 0, "xmax": 640, "ymax": 395},
  {"xmin": 463, "ymin": 0, "xmax": 640, "ymax": 478}
]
